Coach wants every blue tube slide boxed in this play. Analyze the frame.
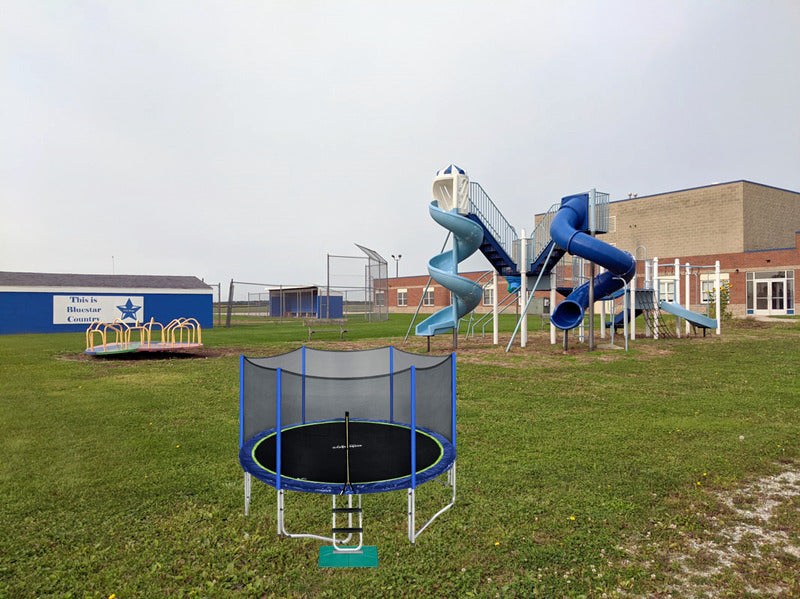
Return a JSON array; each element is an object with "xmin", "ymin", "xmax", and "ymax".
[
  {"xmin": 415, "ymin": 202, "xmax": 484, "ymax": 337},
  {"xmin": 550, "ymin": 194, "xmax": 636, "ymax": 330}
]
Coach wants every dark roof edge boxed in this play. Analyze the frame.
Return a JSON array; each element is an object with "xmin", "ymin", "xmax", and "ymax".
[
  {"xmin": 0, "ymin": 272, "xmax": 212, "ymax": 290},
  {"xmin": 611, "ymin": 180, "xmax": 800, "ymax": 205}
]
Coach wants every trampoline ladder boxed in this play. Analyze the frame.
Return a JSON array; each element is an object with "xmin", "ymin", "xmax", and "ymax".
[
  {"xmin": 275, "ymin": 490, "xmax": 364, "ymax": 550},
  {"xmin": 331, "ymin": 494, "xmax": 364, "ymax": 552}
]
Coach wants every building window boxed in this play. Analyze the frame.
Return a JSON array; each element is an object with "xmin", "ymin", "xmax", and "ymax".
[
  {"xmin": 657, "ymin": 279, "xmax": 675, "ymax": 303},
  {"xmin": 423, "ymin": 288, "xmax": 435, "ymax": 306},
  {"xmin": 700, "ymin": 273, "xmax": 730, "ymax": 304},
  {"xmin": 375, "ymin": 290, "xmax": 386, "ymax": 307},
  {"xmin": 397, "ymin": 288, "xmax": 407, "ymax": 307},
  {"xmin": 483, "ymin": 284, "xmax": 494, "ymax": 305}
]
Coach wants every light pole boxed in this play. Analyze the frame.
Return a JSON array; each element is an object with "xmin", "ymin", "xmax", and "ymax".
[{"xmin": 391, "ymin": 254, "xmax": 402, "ymax": 278}]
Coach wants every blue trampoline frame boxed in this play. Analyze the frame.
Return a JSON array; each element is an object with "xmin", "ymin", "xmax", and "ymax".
[{"xmin": 239, "ymin": 418, "xmax": 457, "ymax": 494}]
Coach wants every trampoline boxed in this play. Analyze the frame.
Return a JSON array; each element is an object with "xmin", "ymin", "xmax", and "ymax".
[
  {"xmin": 240, "ymin": 418, "xmax": 456, "ymax": 495},
  {"xmin": 239, "ymin": 346, "xmax": 457, "ymax": 549}
]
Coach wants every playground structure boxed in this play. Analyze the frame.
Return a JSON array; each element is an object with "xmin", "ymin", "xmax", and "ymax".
[
  {"xmin": 411, "ymin": 166, "xmax": 721, "ymax": 350},
  {"xmin": 85, "ymin": 317, "xmax": 202, "ymax": 356},
  {"xmin": 632, "ymin": 257, "xmax": 721, "ymax": 337},
  {"xmin": 239, "ymin": 346, "xmax": 457, "ymax": 567},
  {"xmin": 414, "ymin": 165, "xmax": 484, "ymax": 341}
]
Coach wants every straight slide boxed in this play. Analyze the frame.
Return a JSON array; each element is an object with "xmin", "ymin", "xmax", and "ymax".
[
  {"xmin": 658, "ymin": 300, "xmax": 717, "ymax": 330},
  {"xmin": 549, "ymin": 194, "xmax": 637, "ymax": 330}
]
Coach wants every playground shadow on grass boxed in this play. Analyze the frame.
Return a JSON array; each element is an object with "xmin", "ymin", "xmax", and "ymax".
[{"xmin": 61, "ymin": 348, "xmax": 233, "ymax": 362}]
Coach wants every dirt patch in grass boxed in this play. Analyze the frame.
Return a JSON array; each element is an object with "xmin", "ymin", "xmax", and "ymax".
[
  {"xmin": 387, "ymin": 330, "xmax": 683, "ymax": 367},
  {"xmin": 626, "ymin": 461, "xmax": 800, "ymax": 598}
]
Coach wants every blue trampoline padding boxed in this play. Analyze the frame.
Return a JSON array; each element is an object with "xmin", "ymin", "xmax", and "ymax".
[{"xmin": 239, "ymin": 418, "xmax": 456, "ymax": 494}]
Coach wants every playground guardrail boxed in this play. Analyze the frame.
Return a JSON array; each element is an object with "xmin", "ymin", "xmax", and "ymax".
[{"xmin": 468, "ymin": 182, "xmax": 518, "ymax": 260}]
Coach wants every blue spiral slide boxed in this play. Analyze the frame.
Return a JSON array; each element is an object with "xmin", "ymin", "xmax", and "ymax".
[
  {"xmin": 415, "ymin": 201, "xmax": 484, "ymax": 337},
  {"xmin": 550, "ymin": 193, "xmax": 637, "ymax": 330}
]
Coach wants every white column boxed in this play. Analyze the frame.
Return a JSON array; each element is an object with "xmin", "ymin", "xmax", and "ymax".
[
  {"xmin": 492, "ymin": 270, "xmax": 499, "ymax": 346},
  {"xmin": 600, "ymin": 294, "xmax": 607, "ymax": 339},
  {"xmin": 653, "ymin": 257, "xmax": 659, "ymax": 340},
  {"xmin": 630, "ymin": 273, "xmax": 637, "ymax": 340},
  {"xmin": 550, "ymin": 272, "xmax": 557, "ymax": 345},
  {"xmin": 674, "ymin": 258, "xmax": 681, "ymax": 338},
  {"xmin": 685, "ymin": 262, "xmax": 691, "ymax": 336},
  {"xmin": 520, "ymin": 229, "xmax": 528, "ymax": 348},
  {"xmin": 715, "ymin": 260, "xmax": 721, "ymax": 335}
]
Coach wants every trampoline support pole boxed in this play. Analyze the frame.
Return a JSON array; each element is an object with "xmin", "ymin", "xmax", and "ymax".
[
  {"xmin": 408, "ymin": 489, "xmax": 415, "ymax": 544},
  {"xmin": 408, "ymin": 462, "xmax": 457, "ymax": 544},
  {"xmin": 244, "ymin": 472, "xmax": 251, "ymax": 516},
  {"xmin": 277, "ymin": 489, "xmax": 284, "ymax": 537}
]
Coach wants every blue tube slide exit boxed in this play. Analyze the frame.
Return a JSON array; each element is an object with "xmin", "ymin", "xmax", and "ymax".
[{"xmin": 549, "ymin": 193, "xmax": 636, "ymax": 330}]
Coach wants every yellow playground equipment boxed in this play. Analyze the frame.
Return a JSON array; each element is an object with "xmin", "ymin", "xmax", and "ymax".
[{"xmin": 85, "ymin": 317, "xmax": 202, "ymax": 356}]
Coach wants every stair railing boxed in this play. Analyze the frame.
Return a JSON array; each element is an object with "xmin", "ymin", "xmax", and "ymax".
[
  {"xmin": 467, "ymin": 290, "xmax": 519, "ymax": 339},
  {"xmin": 468, "ymin": 182, "xmax": 518, "ymax": 261},
  {"xmin": 461, "ymin": 270, "xmax": 495, "ymax": 338},
  {"xmin": 530, "ymin": 203, "xmax": 561, "ymax": 264}
]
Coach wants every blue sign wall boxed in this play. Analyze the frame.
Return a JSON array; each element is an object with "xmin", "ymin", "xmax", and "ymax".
[{"xmin": 0, "ymin": 291, "xmax": 213, "ymax": 335}]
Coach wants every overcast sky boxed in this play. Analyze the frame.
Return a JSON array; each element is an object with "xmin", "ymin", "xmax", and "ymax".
[{"xmin": 3, "ymin": 1, "xmax": 799, "ymax": 297}]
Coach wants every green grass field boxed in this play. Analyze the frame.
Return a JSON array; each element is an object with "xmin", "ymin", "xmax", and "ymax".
[{"xmin": 2, "ymin": 315, "xmax": 799, "ymax": 598}]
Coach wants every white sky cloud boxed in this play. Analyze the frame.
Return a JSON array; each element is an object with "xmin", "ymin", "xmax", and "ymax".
[{"xmin": 2, "ymin": 1, "xmax": 799, "ymax": 294}]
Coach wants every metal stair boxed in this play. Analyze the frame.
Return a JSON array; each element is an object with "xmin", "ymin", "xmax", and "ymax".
[
  {"xmin": 466, "ymin": 183, "xmax": 565, "ymax": 280},
  {"xmin": 467, "ymin": 182, "xmax": 519, "ymax": 275}
]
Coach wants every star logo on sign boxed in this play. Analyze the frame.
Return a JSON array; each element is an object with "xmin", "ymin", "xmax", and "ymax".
[{"xmin": 117, "ymin": 298, "xmax": 142, "ymax": 320}]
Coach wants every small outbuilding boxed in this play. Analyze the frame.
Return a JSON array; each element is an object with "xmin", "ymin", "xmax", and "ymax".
[
  {"xmin": 0, "ymin": 272, "xmax": 213, "ymax": 335},
  {"xmin": 267, "ymin": 286, "xmax": 344, "ymax": 319}
]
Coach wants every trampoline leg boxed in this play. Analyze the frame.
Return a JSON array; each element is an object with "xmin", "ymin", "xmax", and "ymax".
[
  {"xmin": 408, "ymin": 462, "xmax": 457, "ymax": 545},
  {"xmin": 277, "ymin": 489, "xmax": 285, "ymax": 537},
  {"xmin": 407, "ymin": 489, "xmax": 416, "ymax": 545},
  {"xmin": 244, "ymin": 472, "xmax": 251, "ymax": 516}
]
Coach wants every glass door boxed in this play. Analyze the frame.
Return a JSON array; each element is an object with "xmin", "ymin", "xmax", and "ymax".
[
  {"xmin": 754, "ymin": 279, "xmax": 785, "ymax": 315},
  {"xmin": 748, "ymin": 271, "xmax": 794, "ymax": 316},
  {"xmin": 755, "ymin": 282, "xmax": 769, "ymax": 312},
  {"xmin": 771, "ymin": 281, "xmax": 785, "ymax": 312}
]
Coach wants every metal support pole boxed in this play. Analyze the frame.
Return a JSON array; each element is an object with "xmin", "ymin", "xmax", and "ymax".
[
  {"xmin": 588, "ymin": 190, "xmax": 596, "ymax": 352},
  {"xmin": 226, "ymin": 279, "xmax": 234, "ymax": 328},
  {"xmin": 326, "ymin": 254, "xmax": 330, "ymax": 319},
  {"xmin": 550, "ymin": 272, "xmax": 557, "ymax": 345},
  {"xmin": 630, "ymin": 274, "xmax": 637, "ymax": 340},
  {"xmin": 685, "ymin": 262, "xmax": 691, "ymax": 336},
  {"xmin": 674, "ymin": 258, "xmax": 681, "ymax": 338},
  {"xmin": 588, "ymin": 261, "xmax": 595, "ymax": 351},
  {"xmin": 653, "ymin": 257, "xmax": 659, "ymax": 340},
  {"xmin": 520, "ymin": 229, "xmax": 528, "ymax": 348},
  {"xmin": 621, "ymin": 278, "xmax": 629, "ymax": 352},
  {"xmin": 715, "ymin": 260, "xmax": 722, "ymax": 335},
  {"xmin": 600, "ymin": 271, "xmax": 607, "ymax": 340},
  {"xmin": 492, "ymin": 270, "xmax": 499, "ymax": 346}
]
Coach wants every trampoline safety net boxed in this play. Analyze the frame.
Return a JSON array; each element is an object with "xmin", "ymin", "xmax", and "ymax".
[{"xmin": 239, "ymin": 346, "xmax": 455, "ymax": 447}]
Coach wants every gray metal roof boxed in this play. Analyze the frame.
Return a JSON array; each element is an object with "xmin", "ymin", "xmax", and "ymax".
[{"xmin": 0, "ymin": 271, "xmax": 212, "ymax": 290}]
